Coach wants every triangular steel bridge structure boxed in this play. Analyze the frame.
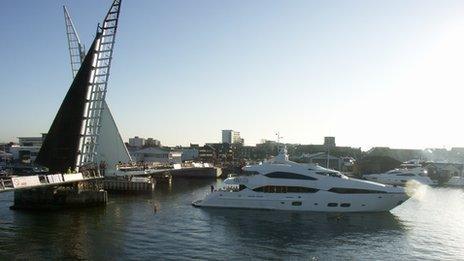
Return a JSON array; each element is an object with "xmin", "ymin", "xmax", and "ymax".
[
  {"xmin": 36, "ymin": 0, "xmax": 129, "ymax": 174},
  {"xmin": 62, "ymin": 4, "xmax": 131, "ymax": 175}
]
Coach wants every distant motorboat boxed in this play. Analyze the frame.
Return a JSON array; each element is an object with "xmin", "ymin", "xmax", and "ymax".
[{"xmin": 364, "ymin": 161, "xmax": 433, "ymax": 186}]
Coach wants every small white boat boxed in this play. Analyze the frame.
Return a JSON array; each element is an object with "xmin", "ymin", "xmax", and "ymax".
[{"xmin": 364, "ymin": 161, "xmax": 433, "ymax": 186}]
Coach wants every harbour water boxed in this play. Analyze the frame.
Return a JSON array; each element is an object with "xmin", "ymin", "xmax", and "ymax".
[{"xmin": 0, "ymin": 180, "xmax": 463, "ymax": 260}]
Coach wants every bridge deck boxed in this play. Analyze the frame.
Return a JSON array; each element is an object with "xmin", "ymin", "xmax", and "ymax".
[
  {"xmin": 112, "ymin": 168, "xmax": 171, "ymax": 177},
  {"xmin": 0, "ymin": 172, "xmax": 103, "ymax": 193}
]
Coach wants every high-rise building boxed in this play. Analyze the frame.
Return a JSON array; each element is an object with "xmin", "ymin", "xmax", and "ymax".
[
  {"xmin": 129, "ymin": 136, "xmax": 145, "ymax": 148},
  {"xmin": 145, "ymin": 138, "xmax": 161, "ymax": 147},
  {"xmin": 222, "ymin": 130, "xmax": 243, "ymax": 144}
]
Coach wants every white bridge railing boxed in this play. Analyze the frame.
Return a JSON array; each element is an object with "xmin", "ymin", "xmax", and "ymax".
[{"xmin": 0, "ymin": 171, "xmax": 103, "ymax": 193}]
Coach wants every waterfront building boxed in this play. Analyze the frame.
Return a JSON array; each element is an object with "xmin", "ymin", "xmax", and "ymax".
[
  {"xmin": 181, "ymin": 148, "xmax": 199, "ymax": 161},
  {"xmin": 222, "ymin": 130, "xmax": 243, "ymax": 144},
  {"xmin": 132, "ymin": 147, "xmax": 182, "ymax": 164},
  {"xmin": 291, "ymin": 138, "xmax": 362, "ymax": 161},
  {"xmin": 367, "ymin": 147, "xmax": 424, "ymax": 162},
  {"xmin": 297, "ymin": 152, "xmax": 343, "ymax": 170},
  {"xmin": 236, "ymin": 145, "xmax": 259, "ymax": 160},
  {"xmin": 9, "ymin": 134, "xmax": 47, "ymax": 163},
  {"xmin": 145, "ymin": 138, "xmax": 161, "ymax": 147},
  {"xmin": 129, "ymin": 136, "xmax": 145, "ymax": 148},
  {"xmin": 198, "ymin": 145, "xmax": 217, "ymax": 162},
  {"xmin": 425, "ymin": 162, "xmax": 463, "ymax": 179},
  {"xmin": 207, "ymin": 143, "xmax": 234, "ymax": 161},
  {"xmin": 0, "ymin": 150, "xmax": 12, "ymax": 163}
]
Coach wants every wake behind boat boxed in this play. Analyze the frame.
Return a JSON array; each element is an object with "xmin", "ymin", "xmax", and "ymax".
[{"xmin": 193, "ymin": 147, "xmax": 409, "ymax": 212}]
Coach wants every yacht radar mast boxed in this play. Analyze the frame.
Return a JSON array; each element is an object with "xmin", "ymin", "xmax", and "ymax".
[{"xmin": 274, "ymin": 132, "xmax": 288, "ymax": 162}]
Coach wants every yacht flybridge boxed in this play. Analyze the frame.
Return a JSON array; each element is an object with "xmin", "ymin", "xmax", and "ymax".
[{"xmin": 193, "ymin": 147, "xmax": 409, "ymax": 212}]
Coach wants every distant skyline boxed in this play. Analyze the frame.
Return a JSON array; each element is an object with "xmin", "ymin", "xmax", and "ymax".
[{"xmin": 2, "ymin": 0, "xmax": 464, "ymax": 150}]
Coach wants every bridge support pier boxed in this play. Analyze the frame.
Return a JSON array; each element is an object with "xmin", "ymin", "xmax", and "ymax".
[{"xmin": 10, "ymin": 180, "xmax": 107, "ymax": 210}]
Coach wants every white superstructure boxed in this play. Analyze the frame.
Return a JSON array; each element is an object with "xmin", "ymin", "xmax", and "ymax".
[{"xmin": 194, "ymin": 147, "xmax": 409, "ymax": 212}]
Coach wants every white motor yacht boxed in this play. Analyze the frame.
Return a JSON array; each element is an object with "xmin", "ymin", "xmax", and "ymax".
[
  {"xmin": 193, "ymin": 148, "xmax": 409, "ymax": 212},
  {"xmin": 364, "ymin": 161, "xmax": 433, "ymax": 186}
]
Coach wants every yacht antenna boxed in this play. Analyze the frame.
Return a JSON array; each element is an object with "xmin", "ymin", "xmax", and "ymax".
[
  {"xmin": 275, "ymin": 132, "xmax": 283, "ymax": 144},
  {"xmin": 275, "ymin": 132, "xmax": 286, "ymax": 155}
]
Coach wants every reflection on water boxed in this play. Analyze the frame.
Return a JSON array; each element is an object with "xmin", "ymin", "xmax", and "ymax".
[
  {"xmin": 201, "ymin": 208, "xmax": 406, "ymax": 259},
  {"xmin": 0, "ymin": 180, "xmax": 463, "ymax": 260}
]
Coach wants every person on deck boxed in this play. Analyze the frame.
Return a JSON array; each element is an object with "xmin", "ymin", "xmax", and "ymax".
[{"xmin": 99, "ymin": 161, "xmax": 107, "ymax": 176}]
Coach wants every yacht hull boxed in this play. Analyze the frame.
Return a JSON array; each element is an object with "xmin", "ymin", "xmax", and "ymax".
[{"xmin": 194, "ymin": 191, "xmax": 408, "ymax": 213}]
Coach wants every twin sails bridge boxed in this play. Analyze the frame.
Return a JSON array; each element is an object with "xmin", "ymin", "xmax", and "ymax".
[{"xmin": 1, "ymin": 0, "xmax": 126, "ymax": 194}]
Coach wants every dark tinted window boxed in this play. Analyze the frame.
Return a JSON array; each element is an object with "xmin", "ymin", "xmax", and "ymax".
[
  {"xmin": 340, "ymin": 203, "xmax": 351, "ymax": 207},
  {"xmin": 327, "ymin": 203, "xmax": 338, "ymax": 207},
  {"xmin": 397, "ymin": 173, "xmax": 415, "ymax": 177},
  {"xmin": 243, "ymin": 171, "xmax": 260, "ymax": 175},
  {"xmin": 287, "ymin": 186, "xmax": 319, "ymax": 193},
  {"xmin": 329, "ymin": 188, "xmax": 387, "ymax": 194},
  {"xmin": 292, "ymin": 201, "xmax": 302, "ymax": 206},
  {"xmin": 265, "ymin": 172, "xmax": 317, "ymax": 180},
  {"xmin": 253, "ymin": 185, "xmax": 318, "ymax": 193}
]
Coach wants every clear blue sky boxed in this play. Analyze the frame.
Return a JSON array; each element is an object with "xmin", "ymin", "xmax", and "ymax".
[{"xmin": 2, "ymin": 0, "xmax": 464, "ymax": 149}]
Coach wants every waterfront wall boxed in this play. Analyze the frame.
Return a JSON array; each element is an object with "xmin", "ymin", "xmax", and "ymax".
[
  {"xmin": 104, "ymin": 179, "xmax": 155, "ymax": 193},
  {"xmin": 11, "ymin": 181, "xmax": 107, "ymax": 210}
]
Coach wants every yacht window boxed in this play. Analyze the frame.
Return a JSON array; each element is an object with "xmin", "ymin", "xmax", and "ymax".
[
  {"xmin": 265, "ymin": 172, "xmax": 317, "ymax": 180},
  {"xmin": 396, "ymin": 173, "xmax": 415, "ymax": 177},
  {"xmin": 243, "ymin": 171, "xmax": 260, "ymax": 175},
  {"xmin": 340, "ymin": 203, "xmax": 351, "ymax": 207},
  {"xmin": 315, "ymin": 171, "xmax": 342, "ymax": 178},
  {"xmin": 328, "ymin": 188, "xmax": 387, "ymax": 194},
  {"xmin": 252, "ymin": 186, "xmax": 318, "ymax": 193},
  {"xmin": 292, "ymin": 201, "xmax": 302, "ymax": 206},
  {"xmin": 327, "ymin": 203, "xmax": 338, "ymax": 207},
  {"xmin": 287, "ymin": 186, "xmax": 319, "ymax": 193},
  {"xmin": 221, "ymin": 185, "xmax": 247, "ymax": 192}
]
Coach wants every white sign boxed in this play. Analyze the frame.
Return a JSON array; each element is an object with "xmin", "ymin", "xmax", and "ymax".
[
  {"xmin": 47, "ymin": 174, "xmax": 63, "ymax": 184},
  {"xmin": 63, "ymin": 173, "xmax": 84, "ymax": 182},
  {"xmin": 12, "ymin": 176, "xmax": 41, "ymax": 188},
  {"xmin": 193, "ymin": 163, "xmax": 203, "ymax": 168}
]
